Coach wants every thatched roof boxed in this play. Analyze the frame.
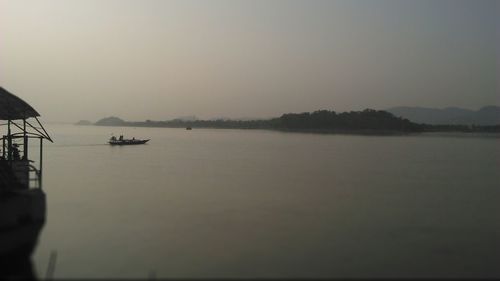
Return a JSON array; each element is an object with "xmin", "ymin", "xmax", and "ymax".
[{"xmin": 0, "ymin": 87, "xmax": 40, "ymax": 120}]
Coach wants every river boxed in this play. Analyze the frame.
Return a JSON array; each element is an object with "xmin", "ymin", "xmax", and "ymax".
[{"xmin": 32, "ymin": 124, "xmax": 500, "ymax": 278}]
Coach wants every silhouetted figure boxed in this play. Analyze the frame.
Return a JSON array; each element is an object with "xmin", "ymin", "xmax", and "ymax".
[
  {"xmin": 119, "ymin": 135, "xmax": 123, "ymax": 141},
  {"xmin": 110, "ymin": 136, "xmax": 116, "ymax": 141},
  {"xmin": 12, "ymin": 144, "xmax": 20, "ymax": 160}
]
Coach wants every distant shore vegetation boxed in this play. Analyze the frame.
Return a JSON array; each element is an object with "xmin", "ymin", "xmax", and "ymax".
[
  {"xmin": 75, "ymin": 120, "xmax": 92, "ymax": 125},
  {"xmin": 90, "ymin": 109, "xmax": 500, "ymax": 134}
]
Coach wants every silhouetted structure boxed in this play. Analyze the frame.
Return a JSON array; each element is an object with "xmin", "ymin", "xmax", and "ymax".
[{"xmin": 0, "ymin": 87, "xmax": 52, "ymax": 279}]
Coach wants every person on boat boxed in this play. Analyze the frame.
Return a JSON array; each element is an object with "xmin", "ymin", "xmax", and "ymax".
[
  {"xmin": 119, "ymin": 135, "xmax": 123, "ymax": 141},
  {"xmin": 110, "ymin": 136, "xmax": 116, "ymax": 141},
  {"xmin": 12, "ymin": 143, "xmax": 20, "ymax": 160}
]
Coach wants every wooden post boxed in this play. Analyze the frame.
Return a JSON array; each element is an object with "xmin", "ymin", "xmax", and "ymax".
[
  {"xmin": 23, "ymin": 118, "xmax": 28, "ymax": 159},
  {"xmin": 2, "ymin": 136, "xmax": 5, "ymax": 159},
  {"xmin": 39, "ymin": 137, "xmax": 43, "ymax": 189},
  {"xmin": 45, "ymin": 250, "xmax": 58, "ymax": 280},
  {"xmin": 7, "ymin": 120, "xmax": 11, "ymax": 161}
]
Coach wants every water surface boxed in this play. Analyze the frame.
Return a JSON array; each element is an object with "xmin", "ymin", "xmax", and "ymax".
[{"xmin": 33, "ymin": 124, "xmax": 500, "ymax": 278}]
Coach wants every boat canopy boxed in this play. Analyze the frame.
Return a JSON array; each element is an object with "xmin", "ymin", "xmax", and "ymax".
[{"xmin": 0, "ymin": 87, "xmax": 40, "ymax": 120}]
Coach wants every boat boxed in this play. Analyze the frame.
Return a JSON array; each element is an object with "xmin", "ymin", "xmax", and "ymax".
[
  {"xmin": 0, "ymin": 87, "xmax": 52, "ymax": 278},
  {"xmin": 109, "ymin": 135, "xmax": 149, "ymax": 145},
  {"xmin": 186, "ymin": 127, "xmax": 192, "ymax": 130}
]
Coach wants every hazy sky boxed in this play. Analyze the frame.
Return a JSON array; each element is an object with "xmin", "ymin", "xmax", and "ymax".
[{"xmin": 1, "ymin": 0, "xmax": 498, "ymax": 122}]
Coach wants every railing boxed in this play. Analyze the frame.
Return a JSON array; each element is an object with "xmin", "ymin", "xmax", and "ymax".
[
  {"xmin": 0, "ymin": 116, "xmax": 51, "ymax": 191},
  {"xmin": 0, "ymin": 160, "xmax": 42, "ymax": 190},
  {"xmin": 28, "ymin": 164, "xmax": 42, "ymax": 189}
]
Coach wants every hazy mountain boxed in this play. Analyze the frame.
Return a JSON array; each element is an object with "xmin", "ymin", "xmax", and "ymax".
[
  {"xmin": 233, "ymin": 117, "xmax": 271, "ymax": 121},
  {"xmin": 208, "ymin": 116, "xmax": 232, "ymax": 121},
  {"xmin": 387, "ymin": 106, "xmax": 500, "ymax": 125},
  {"xmin": 95, "ymin": 116, "xmax": 126, "ymax": 126},
  {"xmin": 173, "ymin": 115, "xmax": 198, "ymax": 121},
  {"xmin": 205, "ymin": 116, "xmax": 270, "ymax": 121},
  {"xmin": 75, "ymin": 120, "xmax": 93, "ymax": 125}
]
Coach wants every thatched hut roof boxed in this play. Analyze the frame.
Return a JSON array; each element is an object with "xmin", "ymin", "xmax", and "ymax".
[{"xmin": 0, "ymin": 87, "xmax": 40, "ymax": 120}]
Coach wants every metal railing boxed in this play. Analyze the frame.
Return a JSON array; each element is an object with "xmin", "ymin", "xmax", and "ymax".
[
  {"xmin": 28, "ymin": 163, "xmax": 42, "ymax": 189},
  {"xmin": 0, "ymin": 160, "xmax": 42, "ymax": 190}
]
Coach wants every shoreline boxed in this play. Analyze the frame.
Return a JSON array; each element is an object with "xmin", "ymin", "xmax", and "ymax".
[{"xmin": 78, "ymin": 123, "xmax": 500, "ymax": 135}]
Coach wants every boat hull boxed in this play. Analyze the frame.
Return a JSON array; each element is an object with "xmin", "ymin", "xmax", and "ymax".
[{"xmin": 108, "ymin": 139, "xmax": 149, "ymax": 145}]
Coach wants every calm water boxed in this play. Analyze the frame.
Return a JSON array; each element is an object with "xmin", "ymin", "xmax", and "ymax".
[{"xmin": 32, "ymin": 124, "xmax": 499, "ymax": 278}]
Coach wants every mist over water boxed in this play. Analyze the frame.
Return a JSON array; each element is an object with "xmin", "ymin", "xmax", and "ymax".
[{"xmin": 32, "ymin": 124, "xmax": 500, "ymax": 278}]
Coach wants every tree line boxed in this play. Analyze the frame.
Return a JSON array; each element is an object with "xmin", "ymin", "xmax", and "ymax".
[
  {"xmin": 93, "ymin": 109, "xmax": 500, "ymax": 133},
  {"xmin": 95, "ymin": 109, "xmax": 419, "ymax": 132}
]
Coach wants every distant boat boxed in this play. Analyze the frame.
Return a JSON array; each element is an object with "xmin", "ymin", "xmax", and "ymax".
[
  {"xmin": 186, "ymin": 127, "xmax": 192, "ymax": 130},
  {"xmin": 109, "ymin": 135, "xmax": 149, "ymax": 145}
]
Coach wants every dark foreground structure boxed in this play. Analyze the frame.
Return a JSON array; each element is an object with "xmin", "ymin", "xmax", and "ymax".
[{"xmin": 0, "ymin": 87, "xmax": 52, "ymax": 279}]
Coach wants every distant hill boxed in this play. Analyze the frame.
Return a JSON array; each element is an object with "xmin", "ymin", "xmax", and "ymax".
[
  {"xmin": 75, "ymin": 120, "xmax": 93, "ymax": 125},
  {"xmin": 95, "ymin": 116, "xmax": 126, "ymax": 126},
  {"xmin": 387, "ymin": 106, "xmax": 500, "ymax": 125},
  {"xmin": 93, "ymin": 109, "xmax": 423, "ymax": 133},
  {"xmin": 91, "ymin": 109, "xmax": 499, "ymax": 133},
  {"xmin": 173, "ymin": 115, "xmax": 198, "ymax": 121}
]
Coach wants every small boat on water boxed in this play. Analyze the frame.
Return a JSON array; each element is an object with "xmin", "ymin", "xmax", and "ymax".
[{"xmin": 109, "ymin": 135, "xmax": 149, "ymax": 145}]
